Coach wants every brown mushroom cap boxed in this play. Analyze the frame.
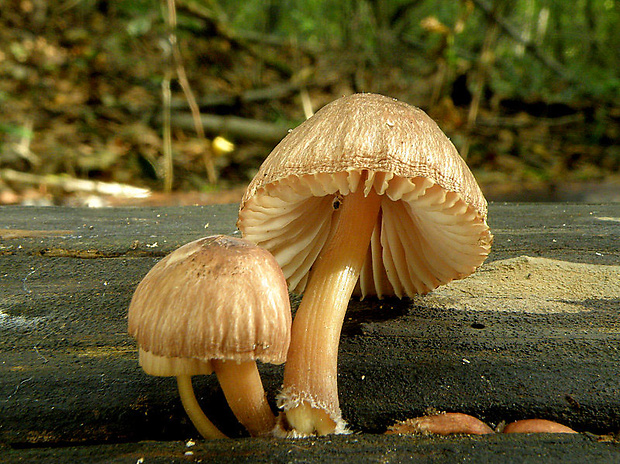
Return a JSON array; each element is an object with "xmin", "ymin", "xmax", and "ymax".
[
  {"xmin": 128, "ymin": 235, "xmax": 292, "ymax": 373},
  {"xmin": 238, "ymin": 93, "xmax": 492, "ymax": 298}
]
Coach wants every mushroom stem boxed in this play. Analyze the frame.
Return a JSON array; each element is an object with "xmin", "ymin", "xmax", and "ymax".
[
  {"xmin": 213, "ymin": 359, "xmax": 277, "ymax": 436},
  {"xmin": 280, "ymin": 178, "xmax": 382, "ymax": 435},
  {"xmin": 176, "ymin": 374, "xmax": 227, "ymax": 439}
]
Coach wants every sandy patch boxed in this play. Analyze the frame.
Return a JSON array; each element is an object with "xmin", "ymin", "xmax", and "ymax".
[{"xmin": 417, "ymin": 256, "xmax": 620, "ymax": 313}]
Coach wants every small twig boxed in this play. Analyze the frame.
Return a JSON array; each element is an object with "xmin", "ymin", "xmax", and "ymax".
[
  {"xmin": 163, "ymin": 0, "xmax": 216, "ymax": 184},
  {"xmin": 33, "ymin": 333, "xmax": 51, "ymax": 364},
  {"xmin": 291, "ymin": 36, "xmax": 314, "ymax": 120},
  {"xmin": 34, "ymin": 345, "xmax": 48, "ymax": 364},
  {"xmin": 162, "ymin": 65, "xmax": 174, "ymax": 193},
  {"xmin": 22, "ymin": 268, "xmax": 36, "ymax": 294},
  {"xmin": 462, "ymin": 6, "xmax": 501, "ymax": 160},
  {"xmin": 4, "ymin": 377, "xmax": 33, "ymax": 403},
  {"xmin": 300, "ymin": 88, "xmax": 314, "ymax": 119}
]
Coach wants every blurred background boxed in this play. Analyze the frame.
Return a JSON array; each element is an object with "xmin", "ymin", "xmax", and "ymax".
[{"xmin": 0, "ymin": 0, "xmax": 618, "ymax": 206}]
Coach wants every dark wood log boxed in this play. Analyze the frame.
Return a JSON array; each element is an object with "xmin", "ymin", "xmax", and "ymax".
[
  {"xmin": 1, "ymin": 203, "xmax": 619, "ymax": 460},
  {"xmin": 2, "ymin": 434, "xmax": 619, "ymax": 463}
]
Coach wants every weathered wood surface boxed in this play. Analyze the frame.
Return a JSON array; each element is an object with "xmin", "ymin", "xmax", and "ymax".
[
  {"xmin": 2, "ymin": 434, "xmax": 619, "ymax": 464},
  {"xmin": 1, "ymin": 203, "xmax": 619, "ymax": 462}
]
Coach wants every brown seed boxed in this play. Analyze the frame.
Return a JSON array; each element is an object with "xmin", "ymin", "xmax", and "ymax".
[
  {"xmin": 502, "ymin": 419, "xmax": 578, "ymax": 434},
  {"xmin": 386, "ymin": 412, "xmax": 495, "ymax": 435}
]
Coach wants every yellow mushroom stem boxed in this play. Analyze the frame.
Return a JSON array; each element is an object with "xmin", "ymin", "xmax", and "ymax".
[
  {"xmin": 212, "ymin": 359, "xmax": 277, "ymax": 436},
  {"xmin": 281, "ymin": 176, "xmax": 382, "ymax": 435},
  {"xmin": 176, "ymin": 374, "xmax": 227, "ymax": 439}
]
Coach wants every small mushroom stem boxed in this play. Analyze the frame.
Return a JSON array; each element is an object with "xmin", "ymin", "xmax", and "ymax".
[
  {"xmin": 176, "ymin": 374, "xmax": 227, "ymax": 439},
  {"xmin": 212, "ymin": 359, "xmax": 277, "ymax": 436},
  {"xmin": 280, "ymin": 177, "xmax": 382, "ymax": 435}
]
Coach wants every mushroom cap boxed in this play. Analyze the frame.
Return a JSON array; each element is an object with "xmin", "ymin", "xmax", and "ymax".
[
  {"xmin": 237, "ymin": 93, "xmax": 492, "ymax": 298},
  {"xmin": 128, "ymin": 235, "xmax": 292, "ymax": 375}
]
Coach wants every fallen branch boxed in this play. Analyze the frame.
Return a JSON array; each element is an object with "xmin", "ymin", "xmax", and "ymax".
[
  {"xmin": 169, "ymin": 113, "xmax": 291, "ymax": 144},
  {"xmin": 170, "ymin": 73, "xmax": 340, "ymax": 111},
  {"xmin": 170, "ymin": 81, "xmax": 306, "ymax": 110},
  {"xmin": 476, "ymin": 113, "xmax": 584, "ymax": 128},
  {"xmin": 0, "ymin": 169, "xmax": 151, "ymax": 198}
]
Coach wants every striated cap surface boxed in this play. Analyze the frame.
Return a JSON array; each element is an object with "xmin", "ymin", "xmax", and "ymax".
[
  {"xmin": 238, "ymin": 93, "xmax": 492, "ymax": 297},
  {"xmin": 128, "ymin": 235, "xmax": 292, "ymax": 372}
]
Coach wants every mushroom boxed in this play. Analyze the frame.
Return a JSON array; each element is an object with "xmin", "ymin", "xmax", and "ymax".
[
  {"xmin": 128, "ymin": 235, "xmax": 291, "ymax": 438},
  {"xmin": 237, "ymin": 93, "xmax": 492, "ymax": 436}
]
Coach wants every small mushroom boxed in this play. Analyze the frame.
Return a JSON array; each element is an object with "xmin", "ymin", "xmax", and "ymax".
[
  {"xmin": 128, "ymin": 235, "xmax": 291, "ymax": 438},
  {"xmin": 238, "ymin": 93, "xmax": 492, "ymax": 436}
]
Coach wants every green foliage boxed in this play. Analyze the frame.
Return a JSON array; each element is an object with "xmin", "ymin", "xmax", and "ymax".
[
  {"xmin": 217, "ymin": 0, "xmax": 618, "ymax": 102},
  {"xmin": 0, "ymin": 123, "xmax": 33, "ymax": 139}
]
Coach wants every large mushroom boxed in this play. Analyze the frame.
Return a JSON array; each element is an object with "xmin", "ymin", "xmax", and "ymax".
[
  {"xmin": 237, "ymin": 93, "xmax": 492, "ymax": 436},
  {"xmin": 128, "ymin": 235, "xmax": 291, "ymax": 438}
]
